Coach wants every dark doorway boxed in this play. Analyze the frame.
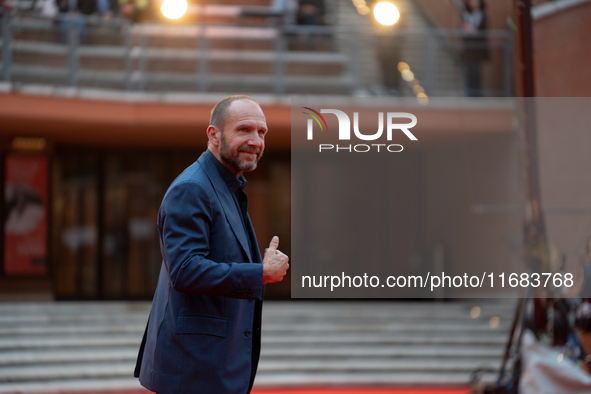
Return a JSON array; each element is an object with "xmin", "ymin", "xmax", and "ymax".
[{"xmin": 51, "ymin": 148, "xmax": 291, "ymax": 300}]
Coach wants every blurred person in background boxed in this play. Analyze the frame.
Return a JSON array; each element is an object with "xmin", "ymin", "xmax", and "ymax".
[
  {"xmin": 0, "ymin": 0, "xmax": 10, "ymax": 20},
  {"xmin": 461, "ymin": 0, "xmax": 489, "ymax": 97},
  {"xmin": 294, "ymin": 0, "xmax": 327, "ymax": 50},
  {"xmin": 284, "ymin": 0, "xmax": 299, "ymax": 25},
  {"xmin": 374, "ymin": 0, "xmax": 405, "ymax": 96},
  {"xmin": 53, "ymin": 0, "xmax": 116, "ymax": 42},
  {"xmin": 56, "ymin": 0, "xmax": 88, "ymax": 43},
  {"xmin": 119, "ymin": 0, "xmax": 149, "ymax": 22},
  {"xmin": 296, "ymin": 0, "xmax": 325, "ymax": 25},
  {"xmin": 580, "ymin": 236, "xmax": 591, "ymax": 299},
  {"xmin": 575, "ymin": 301, "xmax": 591, "ymax": 374},
  {"xmin": 97, "ymin": 0, "xmax": 118, "ymax": 20}
]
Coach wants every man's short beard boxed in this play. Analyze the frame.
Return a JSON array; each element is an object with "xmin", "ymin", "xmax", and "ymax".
[{"xmin": 219, "ymin": 131, "xmax": 262, "ymax": 174}]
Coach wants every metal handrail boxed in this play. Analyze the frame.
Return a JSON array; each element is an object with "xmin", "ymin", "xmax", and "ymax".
[{"xmin": 0, "ymin": 11, "xmax": 513, "ymax": 96}]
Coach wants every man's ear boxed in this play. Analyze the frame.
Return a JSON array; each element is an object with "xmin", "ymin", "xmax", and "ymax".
[{"xmin": 207, "ymin": 125, "xmax": 220, "ymax": 147}]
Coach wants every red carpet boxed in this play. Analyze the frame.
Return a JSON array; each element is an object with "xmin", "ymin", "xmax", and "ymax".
[
  {"xmin": 46, "ymin": 388, "xmax": 471, "ymax": 394},
  {"xmin": 252, "ymin": 389, "xmax": 471, "ymax": 394}
]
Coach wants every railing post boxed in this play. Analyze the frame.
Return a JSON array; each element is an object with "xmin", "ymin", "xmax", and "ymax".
[
  {"xmin": 424, "ymin": 32, "xmax": 437, "ymax": 95},
  {"xmin": 124, "ymin": 20, "xmax": 132, "ymax": 90},
  {"xmin": 197, "ymin": 24, "xmax": 209, "ymax": 92},
  {"xmin": 2, "ymin": 8, "xmax": 12, "ymax": 82},
  {"xmin": 67, "ymin": 14, "xmax": 80, "ymax": 87},
  {"xmin": 503, "ymin": 26, "xmax": 513, "ymax": 97},
  {"xmin": 348, "ymin": 28, "xmax": 361, "ymax": 95},
  {"xmin": 138, "ymin": 32, "xmax": 146, "ymax": 91},
  {"xmin": 274, "ymin": 27, "xmax": 285, "ymax": 95}
]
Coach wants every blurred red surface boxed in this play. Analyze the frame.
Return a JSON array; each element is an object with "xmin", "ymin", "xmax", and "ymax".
[{"xmin": 39, "ymin": 388, "xmax": 471, "ymax": 394}]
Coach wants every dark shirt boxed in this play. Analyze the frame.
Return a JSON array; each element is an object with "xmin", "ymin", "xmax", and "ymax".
[{"xmin": 206, "ymin": 149, "xmax": 253, "ymax": 253}]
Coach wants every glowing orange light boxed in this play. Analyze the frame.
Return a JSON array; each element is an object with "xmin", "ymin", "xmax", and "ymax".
[
  {"xmin": 161, "ymin": 0, "xmax": 187, "ymax": 19},
  {"xmin": 374, "ymin": 2, "xmax": 400, "ymax": 26}
]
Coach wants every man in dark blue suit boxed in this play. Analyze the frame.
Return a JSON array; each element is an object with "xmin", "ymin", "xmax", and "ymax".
[{"xmin": 134, "ymin": 95, "xmax": 290, "ymax": 394}]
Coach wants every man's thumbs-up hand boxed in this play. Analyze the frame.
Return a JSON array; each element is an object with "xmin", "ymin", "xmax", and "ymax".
[{"xmin": 262, "ymin": 236, "xmax": 289, "ymax": 284}]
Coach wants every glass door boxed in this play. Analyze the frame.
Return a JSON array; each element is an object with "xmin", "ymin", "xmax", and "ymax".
[
  {"xmin": 52, "ymin": 153, "xmax": 100, "ymax": 299},
  {"xmin": 101, "ymin": 153, "xmax": 170, "ymax": 299}
]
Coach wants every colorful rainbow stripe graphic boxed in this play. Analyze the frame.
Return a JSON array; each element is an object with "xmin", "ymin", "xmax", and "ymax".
[{"xmin": 302, "ymin": 107, "xmax": 328, "ymax": 132}]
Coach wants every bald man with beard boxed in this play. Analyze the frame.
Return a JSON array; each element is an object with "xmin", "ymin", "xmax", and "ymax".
[{"xmin": 135, "ymin": 95, "xmax": 290, "ymax": 394}]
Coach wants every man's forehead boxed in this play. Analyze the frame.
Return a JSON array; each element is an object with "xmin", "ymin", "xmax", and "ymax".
[{"xmin": 227, "ymin": 99, "xmax": 266, "ymax": 121}]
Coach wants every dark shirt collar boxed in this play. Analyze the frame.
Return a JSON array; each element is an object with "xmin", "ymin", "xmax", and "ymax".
[{"xmin": 205, "ymin": 149, "xmax": 247, "ymax": 194}]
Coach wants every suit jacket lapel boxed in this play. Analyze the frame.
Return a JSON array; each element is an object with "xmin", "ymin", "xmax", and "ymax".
[
  {"xmin": 199, "ymin": 153, "xmax": 254, "ymax": 263},
  {"xmin": 245, "ymin": 213, "xmax": 262, "ymax": 264}
]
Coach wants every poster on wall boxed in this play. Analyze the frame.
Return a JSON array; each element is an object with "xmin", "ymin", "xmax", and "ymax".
[{"xmin": 3, "ymin": 155, "xmax": 48, "ymax": 276}]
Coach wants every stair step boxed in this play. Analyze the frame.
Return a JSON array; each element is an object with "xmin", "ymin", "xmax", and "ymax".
[
  {"xmin": 254, "ymin": 371, "xmax": 499, "ymax": 386},
  {"xmin": 0, "ymin": 345, "xmax": 504, "ymax": 366},
  {"xmin": 257, "ymin": 359, "xmax": 502, "ymax": 373},
  {"xmin": 0, "ymin": 348, "xmax": 138, "ymax": 366},
  {"xmin": 0, "ymin": 359, "xmax": 501, "ymax": 383},
  {"xmin": 0, "ymin": 377, "xmax": 145, "ymax": 394},
  {"xmin": 8, "ymin": 64, "xmax": 352, "ymax": 93},
  {"xmin": 0, "ymin": 362, "xmax": 133, "ymax": 383},
  {"xmin": 0, "ymin": 333, "xmax": 507, "ymax": 351},
  {"xmin": 0, "ymin": 322, "xmax": 508, "ymax": 336},
  {"xmin": 0, "ymin": 300, "xmax": 515, "ymax": 391}
]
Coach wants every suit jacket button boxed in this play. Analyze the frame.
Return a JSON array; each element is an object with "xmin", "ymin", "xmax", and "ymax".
[{"xmin": 244, "ymin": 330, "xmax": 251, "ymax": 337}]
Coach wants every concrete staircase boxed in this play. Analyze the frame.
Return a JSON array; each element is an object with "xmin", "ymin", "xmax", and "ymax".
[
  {"xmin": 0, "ymin": 0, "xmax": 355, "ymax": 95},
  {"xmin": 0, "ymin": 300, "xmax": 516, "ymax": 393},
  {"xmin": 395, "ymin": 0, "xmax": 466, "ymax": 97},
  {"xmin": 0, "ymin": 0, "xmax": 502, "ymax": 96},
  {"xmin": 326, "ymin": 0, "xmax": 466, "ymax": 96}
]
